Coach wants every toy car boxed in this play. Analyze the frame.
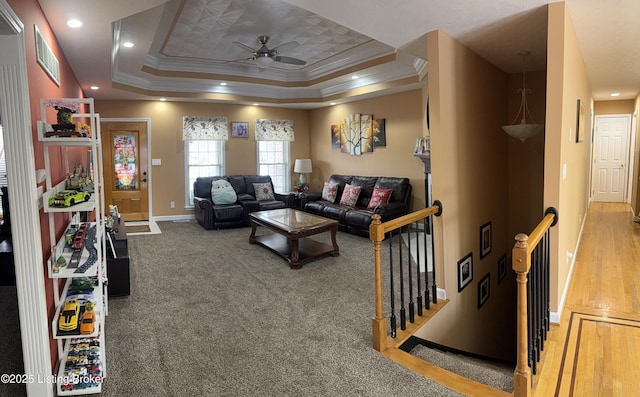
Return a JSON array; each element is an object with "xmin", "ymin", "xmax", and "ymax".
[
  {"xmin": 69, "ymin": 277, "xmax": 95, "ymax": 292},
  {"xmin": 79, "ymin": 309, "xmax": 96, "ymax": 335},
  {"xmin": 49, "ymin": 189, "xmax": 90, "ymax": 207},
  {"xmin": 58, "ymin": 300, "xmax": 80, "ymax": 332}
]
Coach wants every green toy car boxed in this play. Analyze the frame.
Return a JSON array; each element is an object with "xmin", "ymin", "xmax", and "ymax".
[{"xmin": 49, "ymin": 190, "xmax": 90, "ymax": 207}]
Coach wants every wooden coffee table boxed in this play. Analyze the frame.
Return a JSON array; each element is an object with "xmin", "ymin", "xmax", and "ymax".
[{"xmin": 249, "ymin": 208, "xmax": 339, "ymax": 269}]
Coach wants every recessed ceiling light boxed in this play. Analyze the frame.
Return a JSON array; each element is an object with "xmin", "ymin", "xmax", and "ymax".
[
  {"xmin": 351, "ymin": 75, "xmax": 359, "ymax": 80},
  {"xmin": 330, "ymin": 102, "xmax": 336, "ymax": 106},
  {"xmin": 123, "ymin": 42, "xmax": 134, "ymax": 48},
  {"xmin": 159, "ymin": 98, "xmax": 167, "ymax": 102},
  {"xmin": 67, "ymin": 19, "xmax": 83, "ymax": 28},
  {"xmin": 610, "ymin": 92, "xmax": 621, "ymax": 97},
  {"xmin": 253, "ymin": 103, "xmax": 259, "ymax": 106},
  {"xmin": 90, "ymin": 86, "xmax": 99, "ymax": 90},
  {"xmin": 220, "ymin": 82, "xmax": 227, "ymax": 86}
]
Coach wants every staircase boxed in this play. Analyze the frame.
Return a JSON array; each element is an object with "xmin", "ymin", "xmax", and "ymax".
[{"xmin": 369, "ymin": 204, "xmax": 558, "ymax": 397}]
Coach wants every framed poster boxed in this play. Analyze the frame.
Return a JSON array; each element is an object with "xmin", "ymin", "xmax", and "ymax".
[
  {"xmin": 231, "ymin": 121, "xmax": 249, "ymax": 138},
  {"xmin": 478, "ymin": 273, "xmax": 490, "ymax": 309},
  {"xmin": 480, "ymin": 221, "xmax": 492, "ymax": 259},
  {"xmin": 457, "ymin": 252, "xmax": 473, "ymax": 292}
]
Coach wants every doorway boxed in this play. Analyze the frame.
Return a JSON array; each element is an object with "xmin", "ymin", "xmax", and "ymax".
[
  {"xmin": 101, "ymin": 121, "xmax": 150, "ymax": 221},
  {"xmin": 592, "ymin": 115, "xmax": 632, "ymax": 202}
]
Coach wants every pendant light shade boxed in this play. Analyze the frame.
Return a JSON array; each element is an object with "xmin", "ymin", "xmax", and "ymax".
[{"xmin": 502, "ymin": 51, "xmax": 543, "ymax": 143}]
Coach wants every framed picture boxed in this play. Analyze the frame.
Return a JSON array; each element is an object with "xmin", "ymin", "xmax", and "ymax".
[
  {"xmin": 331, "ymin": 124, "xmax": 340, "ymax": 148},
  {"xmin": 576, "ymin": 99, "xmax": 585, "ymax": 143},
  {"xmin": 498, "ymin": 254, "xmax": 507, "ymax": 283},
  {"xmin": 480, "ymin": 221, "xmax": 492, "ymax": 259},
  {"xmin": 373, "ymin": 118, "xmax": 386, "ymax": 147},
  {"xmin": 231, "ymin": 121, "xmax": 249, "ymax": 138},
  {"xmin": 478, "ymin": 273, "xmax": 490, "ymax": 308},
  {"xmin": 413, "ymin": 136, "xmax": 430, "ymax": 155},
  {"xmin": 457, "ymin": 252, "xmax": 473, "ymax": 292}
]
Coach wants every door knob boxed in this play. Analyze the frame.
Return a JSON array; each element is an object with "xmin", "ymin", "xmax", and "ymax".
[{"xmin": 142, "ymin": 178, "xmax": 147, "ymax": 183}]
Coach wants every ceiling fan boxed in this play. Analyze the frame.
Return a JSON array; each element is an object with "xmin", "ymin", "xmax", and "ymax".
[{"xmin": 233, "ymin": 35, "xmax": 306, "ymax": 71}]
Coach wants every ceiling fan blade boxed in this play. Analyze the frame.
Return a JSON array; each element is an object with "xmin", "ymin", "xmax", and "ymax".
[
  {"xmin": 271, "ymin": 41, "xmax": 299, "ymax": 54},
  {"xmin": 233, "ymin": 42, "xmax": 257, "ymax": 53},
  {"xmin": 273, "ymin": 56, "xmax": 306, "ymax": 66}
]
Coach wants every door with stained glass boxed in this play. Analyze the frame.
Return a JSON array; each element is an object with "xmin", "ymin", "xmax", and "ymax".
[{"xmin": 101, "ymin": 121, "xmax": 149, "ymax": 221}]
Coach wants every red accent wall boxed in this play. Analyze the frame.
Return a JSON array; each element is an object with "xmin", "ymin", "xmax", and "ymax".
[{"xmin": 7, "ymin": 0, "xmax": 86, "ymax": 368}]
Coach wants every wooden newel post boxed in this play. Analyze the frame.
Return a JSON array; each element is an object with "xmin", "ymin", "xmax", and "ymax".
[
  {"xmin": 512, "ymin": 232, "xmax": 532, "ymax": 397},
  {"xmin": 370, "ymin": 214, "xmax": 387, "ymax": 352}
]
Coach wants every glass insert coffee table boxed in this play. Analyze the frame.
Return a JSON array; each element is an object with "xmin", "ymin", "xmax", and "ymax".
[{"xmin": 249, "ymin": 208, "xmax": 339, "ymax": 269}]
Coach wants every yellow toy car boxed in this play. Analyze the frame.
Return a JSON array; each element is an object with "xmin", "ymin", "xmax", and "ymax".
[{"xmin": 58, "ymin": 300, "xmax": 80, "ymax": 332}]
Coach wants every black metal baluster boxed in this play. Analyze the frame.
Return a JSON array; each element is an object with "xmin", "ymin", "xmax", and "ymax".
[
  {"xmin": 536, "ymin": 246, "xmax": 541, "ymax": 373},
  {"xmin": 544, "ymin": 230, "xmax": 551, "ymax": 339},
  {"xmin": 406, "ymin": 227, "xmax": 415, "ymax": 323},
  {"xmin": 398, "ymin": 233, "xmax": 406, "ymax": 330},
  {"xmin": 415, "ymin": 221, "xmax": 423, "ymax": 317},
  {"xmin": 423, "ymin": 217, "xmax": 431, "ymax": 309},
  {"xmin": 388, "ymin": 233, "xmax": 396, "ymax": 337}
]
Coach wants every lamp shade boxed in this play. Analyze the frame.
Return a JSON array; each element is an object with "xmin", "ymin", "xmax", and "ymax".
[
  {"xmin": 294, "ymin": 159, "xmax": 312, "ymax": 174},
  {"xmin": 502, "ymin": 123, "xmax": 544, "ymax": 143},
  {"xmin": 255, "ymin": 55, "xmax": 274, "ymax": 69}
]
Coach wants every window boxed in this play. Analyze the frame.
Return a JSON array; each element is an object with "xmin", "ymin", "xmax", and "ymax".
[
  {"xmin": 184, "ymin": 140, "xmax": 225, "ymax": 207},
  {"xmin": 257, "ymin": 141, "xmax": 290, "ymax": 192}
]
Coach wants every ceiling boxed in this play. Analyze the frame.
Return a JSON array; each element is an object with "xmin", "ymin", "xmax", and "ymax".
[{"xmin": 37, "ymin": 0, "xmax": 640, "ymax": 108}]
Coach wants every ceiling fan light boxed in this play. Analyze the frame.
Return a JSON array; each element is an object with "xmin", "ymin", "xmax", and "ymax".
[{"xmin": 256, "ymin": 55, "xmax": 274, "ymax": 69}]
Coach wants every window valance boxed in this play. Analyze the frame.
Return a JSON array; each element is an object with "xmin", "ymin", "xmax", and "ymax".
[
  {"xmin": 183, "ymin": 116, "xmax": 228, "ymax": 140},
  {"xmin": 255, "ymin": 119, "xmax": 295, "ymax": 141}
]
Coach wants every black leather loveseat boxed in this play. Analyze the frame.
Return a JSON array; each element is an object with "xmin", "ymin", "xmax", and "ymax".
[
  {"xmin": 300, "ymin": 174, "xmax": 412, "ymax": 237},
  {"xmin": 193, "ymin": 175, "xmax": 293, "ymax": 230}
]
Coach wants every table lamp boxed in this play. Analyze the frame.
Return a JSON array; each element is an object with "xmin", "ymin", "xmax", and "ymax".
[{"xmin": 294, "ymin": 159, "xmax": 312, "ymax": 185}]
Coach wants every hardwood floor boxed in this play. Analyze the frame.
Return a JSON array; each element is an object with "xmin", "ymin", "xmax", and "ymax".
[{"xmin": 533, "ymin": 202, "xmax": 640, "ymax": 396}]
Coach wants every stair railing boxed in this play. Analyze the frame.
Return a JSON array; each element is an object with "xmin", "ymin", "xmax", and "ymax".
[
  {"xmin": 370, "ymin": 201, "xmax": 442, "ymax": 352},
  {"xmin": 512, "ymin": 207, "xmax": 558, "ymax": 397}
]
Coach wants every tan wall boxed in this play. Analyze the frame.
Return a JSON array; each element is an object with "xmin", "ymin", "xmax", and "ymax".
[
  {"xmin": 307, "ymin": 90, "xmax": 426, "ymax": 211},
  {"xmin": 94, "ymin": 100, "xmax": 310, "ymax": 216},
  {"xmin": 507, "ymin": 71, "xmax": 546, "ymax": 243},
  {"xmin": 594, "ymin": 99, "xmax": 635, "ymax": 115},
  {"xmin": 544, "ymin": 2, "xmax": 593, "ymax": 314},
  {"xmin": 416, "ymin": 30, "xmax": 514, "ymax": 362},
  {"xmin": 634, "ymin": 96, "xmax": 640, "ymax": 214}
]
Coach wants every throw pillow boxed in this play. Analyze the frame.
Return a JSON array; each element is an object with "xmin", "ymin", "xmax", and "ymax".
[
  {"xmin": 253, "ymin": 182, "xmax": 275, "ymax": 201},
  {"xmin": 321, "ymin": 182, "xmax": 338, "ymax": 203},
  {"xmin": 211, "ymin": 179, "xmax": 237, "ymax": 205},
  {"xmin": 367, "ymin": 187, "xmax": 394, "ymax": 209},
  {"xmin": 340, "ymin": 184, "xmax": 362, "ymax": 207}
]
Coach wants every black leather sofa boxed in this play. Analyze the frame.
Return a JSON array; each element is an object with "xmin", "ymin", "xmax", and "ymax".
[
  {"xmin": 300, "ymin": 174, "xmax": 412, "ymax": 237},
  {"xmin": 193, "ymin": 175, "xmax": 293, "ymax": 230}
]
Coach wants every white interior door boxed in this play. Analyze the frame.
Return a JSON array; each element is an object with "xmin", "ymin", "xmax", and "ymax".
[{"xmin": 592, "ymin": 115, "xmax": 631, "ymax": 202}]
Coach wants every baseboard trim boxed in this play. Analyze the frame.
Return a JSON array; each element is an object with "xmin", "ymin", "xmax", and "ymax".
[{"xmin": 152, "ymin": 214, "xmax": 195, "ymax": 222}]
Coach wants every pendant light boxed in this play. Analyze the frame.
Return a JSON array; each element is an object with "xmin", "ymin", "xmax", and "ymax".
[{"xmin": 502, "ymin": 51, "xmax": 544, "ymax": 143}]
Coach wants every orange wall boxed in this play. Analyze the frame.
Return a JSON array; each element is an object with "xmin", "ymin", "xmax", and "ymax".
[{"xmin": 8, "ymin": 0, "xmax": 85, "ymax": 367}]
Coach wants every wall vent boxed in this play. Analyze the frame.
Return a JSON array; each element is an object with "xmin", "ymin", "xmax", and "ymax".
[{"xmin": 34, "ymin": 24, "xmax": 60, "ymax": 86}]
